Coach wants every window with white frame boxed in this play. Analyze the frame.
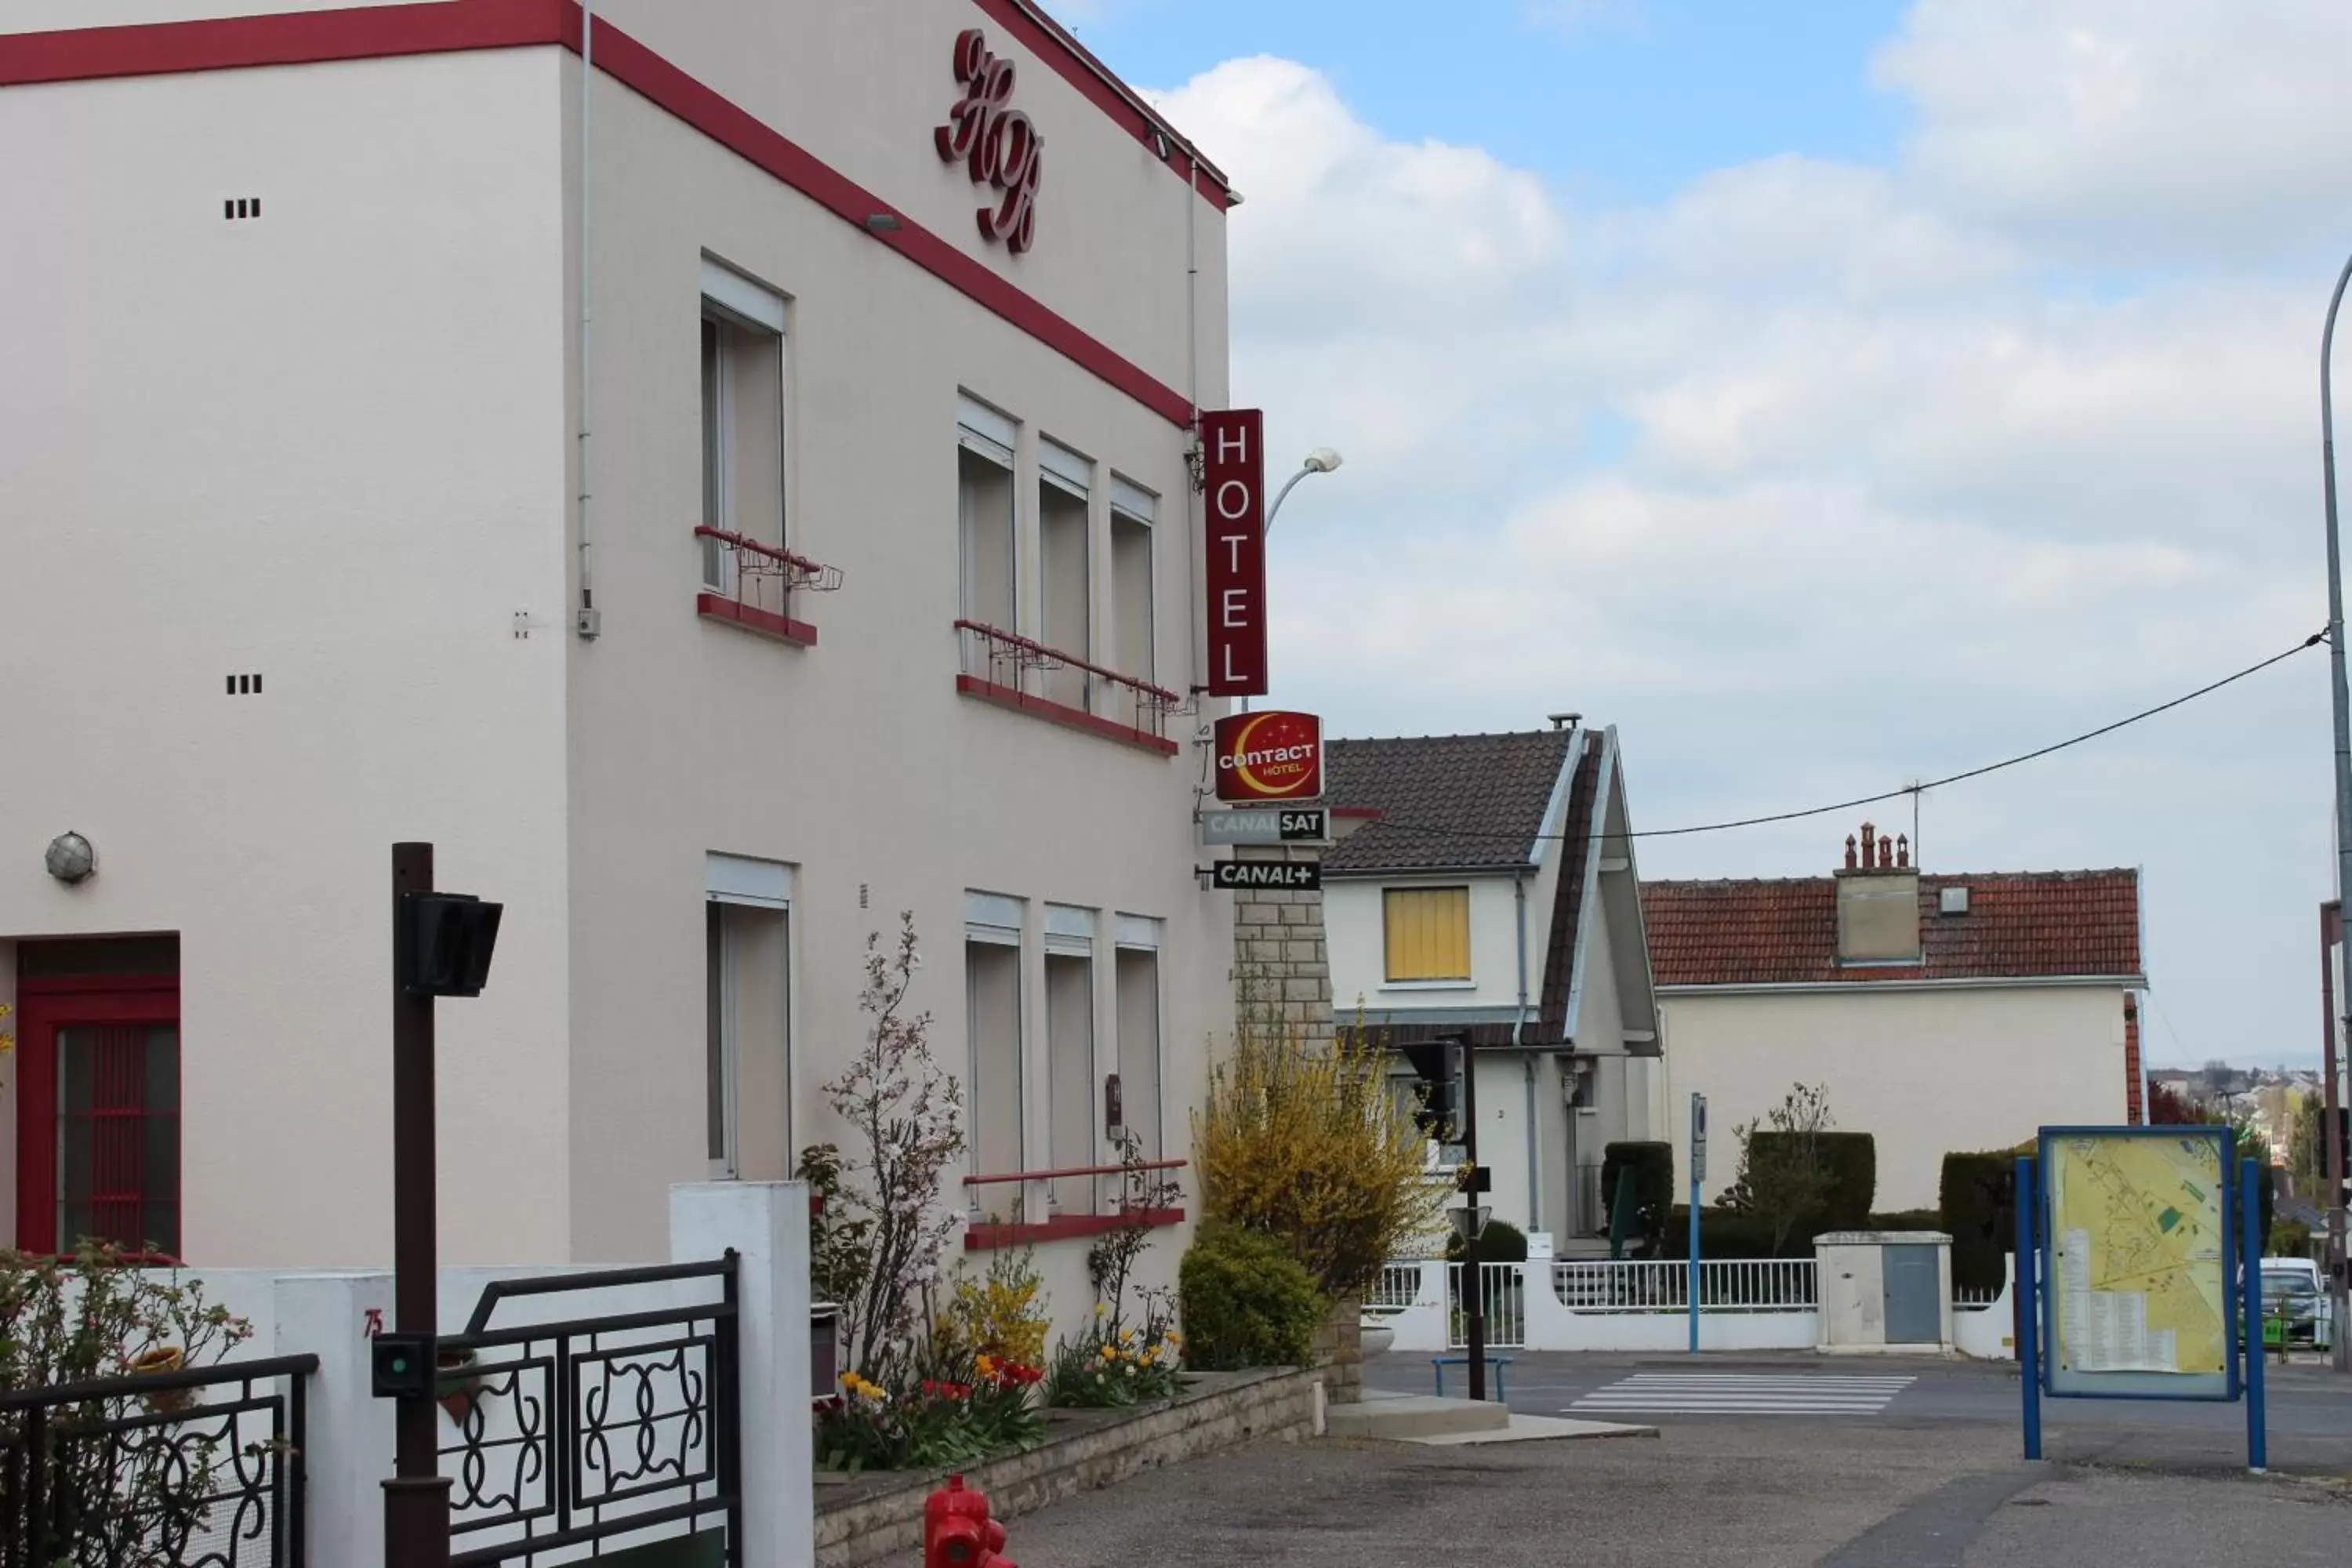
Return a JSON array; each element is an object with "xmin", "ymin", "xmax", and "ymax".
[
  {"xmin": 700, "ymin": 260, "xmax": 789, "ymax": 593},
  {"xmin": 706, "ymin": 853, "xmax": 793, "ymax": 1181},
  {"xmin": 1109, "ymin": 477, "xmax": 1156, "ymax": 724},
  {"xmin": 1037, "ymin": 439, "xmax": 1093, "ymax": 710},
  {"xmin": 958, "ymin": 396, "xmax": 1018, "ymax": 630},
  {"xmin": 1044, "ymin": 904, "xmax": 1097, "ymax": 1214},
  {"xmin": 964, "ymin": 891, "xmax": 1026, "ymax": 1218},
  {"xmin": 1113, "ymin": 915, "xmax": 1163, "ymax": 1163}
]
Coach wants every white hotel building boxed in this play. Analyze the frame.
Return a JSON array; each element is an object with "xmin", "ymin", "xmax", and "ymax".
[{"xmin": 0, "ymin": 0, "xmax": 1236, "ymax": 1329}]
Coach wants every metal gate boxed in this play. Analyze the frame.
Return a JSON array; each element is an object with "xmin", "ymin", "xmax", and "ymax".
[{"xmin": 438, "ymin": 1255, "xmax": 742, "ymax": 1566}]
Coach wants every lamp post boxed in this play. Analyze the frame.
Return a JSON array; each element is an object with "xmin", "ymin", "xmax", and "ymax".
[
  {"xmin": 2318, "ymin": 251, "xmax": 2352, "ymax": 1373},
  {"xmin": 1241, "ymin": 448, "xmax": 1341, "ymax": 715}
]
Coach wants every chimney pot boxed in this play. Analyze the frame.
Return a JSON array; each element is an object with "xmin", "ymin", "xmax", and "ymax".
[
  {"xmin": 1879, "ymin": 833, "xmax": 1893, "ymax": 867},
  {"xmin": 1896, "ymin": 833, "xmax": 1910, "ymax": 869},
  {"xmin": 1844, "ymin": 835, "xmax": 1858, "ymax": 870},
  {"xmin": 1860, "ymin": 822, "xmax": 1876, "ymax": 869}
]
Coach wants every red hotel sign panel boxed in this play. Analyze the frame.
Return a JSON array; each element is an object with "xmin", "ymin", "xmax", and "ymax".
[
  {"xmin": 1214, "ymin": 711, "xmax": 1323, "ymax": 802},
  {"xmin": 1200, "ymin": 409, "xmax": 1267, "ymax": 696}
]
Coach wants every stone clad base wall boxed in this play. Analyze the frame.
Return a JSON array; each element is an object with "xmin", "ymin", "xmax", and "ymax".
[
  {"xmin": 814, "ymin": 1367, "xmax": 1320, "ymax": 1566},
  {"xmin": 1310, "ymin": 1297, "xmax": 1365, "ymax": 1404}
]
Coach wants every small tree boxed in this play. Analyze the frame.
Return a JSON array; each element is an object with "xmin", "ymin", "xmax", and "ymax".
[
  {"xmin": 1722, "ymin": 1083, "xmax": 1838, "ymax": 1256},
  {"xmin": 1193, "ymin": 1005, "xmax": 1446, "ymax": 1300},
  {"xmin": 1086, "ymin": 1128, "xmax": 1185, "ymax": 1338},
  {"xmin": 815, "ymin": 916, "xmax": 964, "ymax": 1390}
]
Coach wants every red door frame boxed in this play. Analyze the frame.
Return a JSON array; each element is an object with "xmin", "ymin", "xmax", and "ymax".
[{"xmin": 13, "ymin": 973, "xmax": 180, "ymax": 1258}]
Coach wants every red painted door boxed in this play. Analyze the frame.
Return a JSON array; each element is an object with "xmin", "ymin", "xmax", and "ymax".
[{"xmin": 13, "ymin": 975, "xmax": 181, "ymax": 1259}]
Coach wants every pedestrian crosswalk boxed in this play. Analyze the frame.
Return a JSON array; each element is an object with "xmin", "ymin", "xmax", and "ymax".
[{"xmin": 1567, "ymin": 1372, "xmax": 1916, "ymax": 1416}]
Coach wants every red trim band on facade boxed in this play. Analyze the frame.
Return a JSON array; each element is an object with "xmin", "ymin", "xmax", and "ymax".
[
  {"xmin": 697, "ymin": 593, "xmax": 816, "ymax": 648},
  {"xmin": 0, "ymin": 2, "xmax": 1197, "ymax": 429},
  {"xmin": 956, "ymin": 675, "xmax": 1180, "ymax": 757},
  {"xmin": 0, "ymin": 0, "xmax": 561, "ymax": 86},
  {"xmin": 968, "ymin": 0, "xmax": 1232, "ymax": 210},
  {"xmin": 964, "ymin": 1208, "xmax": 1184, "ymax": 1250}
]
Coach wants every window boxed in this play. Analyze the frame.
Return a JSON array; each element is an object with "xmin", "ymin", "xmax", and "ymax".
[
  {"xmin": 700, "ymin": 260, "xmax": 788, "ymax": 591},
  {"xmin": 964, "ymin": 892, "xmax": 1026, "ymax": 1217},
  {"xmin": 958, "ymin": 397, "xmax": 1018, "ymax": 630},
  {"xmin": 1044, "ymin": 907, "xmax": 1097, "ymax": 1213},
  {"xmin": 1110, "ymin": 477, "xmax": 1156, "ymax": 711},
  {"xmin": 56, "ymin": 1023, "xmax": 180, "ymax": 1258},
  {"xmin": 1114, "ymin": 916, "xmax": 1163, "ymax": 1162},
  {"xmin": 1384, "ymin": 887, "xmax": 1472, "ymax": 982},
  {"xmin": 706, "ymin": 854, "xmax": 793, "ymax": 1182},
  {"xmin": 1038, "ymin": 439, "xmax": 1093, "ymax": 710}
]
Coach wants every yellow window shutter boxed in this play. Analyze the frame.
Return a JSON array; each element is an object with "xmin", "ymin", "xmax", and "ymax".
[{"xmin": 1385, "ymin": 887, "xmax": 1470, "ymax": 982}]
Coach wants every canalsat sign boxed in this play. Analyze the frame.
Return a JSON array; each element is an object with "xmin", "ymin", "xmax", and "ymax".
[
  {"xmin": 1200, "ymin": 410, "xmax": 1267, "ymax": 696},
  {"xmin": 1214, "ymin": 711, "xmax": 1322, "ymax": 803}
]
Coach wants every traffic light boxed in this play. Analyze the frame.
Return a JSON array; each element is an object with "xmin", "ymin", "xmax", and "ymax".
[
  {"xmin": 1400, "ymin": 1040, "xmax": 1457, "ymax": 1139},
  {"xmin": 397, "ymin": 891, "xmax": 504, "ymax": 998}
]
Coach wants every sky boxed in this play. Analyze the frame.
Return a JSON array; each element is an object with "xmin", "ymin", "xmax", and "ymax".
[{"xmin": 1059, "ymin": 0, "xmax": 2352, "ymax": 1070}]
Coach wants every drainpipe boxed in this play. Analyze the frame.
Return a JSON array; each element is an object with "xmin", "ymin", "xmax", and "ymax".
[
  {"xmin": 1184, "ymin": 153, "xmax": 1201, "ymax": 696},
  {"xmin": 574, "ymin": 1, "xmax": 601, "ymax": 638},
  {"xmin": 1515, "ymin": 869, "xmax": 1536, "ymax": 1232}
]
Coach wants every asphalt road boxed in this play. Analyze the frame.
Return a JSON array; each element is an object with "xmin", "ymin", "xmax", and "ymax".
[
  {"xmin": 1367, "ymin": 1350, "xmax": 2352, "ymax": 1469},
  {"xmin": 1001, "ymin": 1355, "xmax": 2352, "ymax": 1566}
]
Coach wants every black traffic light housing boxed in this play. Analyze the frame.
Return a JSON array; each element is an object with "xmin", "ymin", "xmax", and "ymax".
[
  {"xmin": 397, "ymin": 892, "xmax": 503, "ymax": 998},
  {"xmin": 371, "ymin": 1333, "xmax": 435, "ymax": 1399},
  {"xmin": 1400, "ymin": 1040, "xmax": 1457, "ymax": 1138}
]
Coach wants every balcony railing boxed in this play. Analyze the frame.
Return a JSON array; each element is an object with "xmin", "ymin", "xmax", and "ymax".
[
  {"xmin": 695, "ymin": 525, "xmax": 840, "ymax": 645},
  {"xmin": 953, "ymin": 620, "xmax": 1185, "ymax": 752},
  {"xmin": 960, "ymin": 1156, "xmax": 1188, "ymax": 1247}
]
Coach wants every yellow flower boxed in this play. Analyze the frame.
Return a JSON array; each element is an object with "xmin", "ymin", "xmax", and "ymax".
[
  {"xmin": 1094, "ymin": 1302, "xmax": 1107, "ymax": 1317},
  {"xmin": 1167, "ymin": 1331, "xmax": 1182, "ymax": 1345},
  {"xmin": 1140, "ymin": 1351, "xmax": 1156, "ymax": 1367},
  {"xmin": 1099, "ymin": 1345, "xmax": 1116, "ymax": 1360},
  {"xmin": 840, "ymin": 1372, "xmax": 857, "ymax": 1388}
]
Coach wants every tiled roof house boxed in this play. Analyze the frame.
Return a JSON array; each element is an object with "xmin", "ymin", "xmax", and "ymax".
[{"xmin": 1641, "ymin": 826, "xmax": 2147, "ymax": 1210}]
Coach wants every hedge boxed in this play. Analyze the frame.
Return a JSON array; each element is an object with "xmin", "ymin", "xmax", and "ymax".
[
  {"xmin": 1601, "ymin": 1142, "xmax": 1675, "ymax": 1256},
  {"xmin": 1744, "ymin": 1130, "xmax": 1876, "ymax": 1234},
  {"xmin": 1445, "ymin": 1218, "xmax": 1529, "ymax": 1263},
  {"xmin": 1664, "ymin": 1207, "xmax": 1789, "ymax": 1259},
  {"xmin": 1938, "ymin": 1151, "xmax": 2014, "ymax": 1291},
  {"xmin": 1178, "ymin": 1223, "xmax": 1325, "ymax": 1370}
]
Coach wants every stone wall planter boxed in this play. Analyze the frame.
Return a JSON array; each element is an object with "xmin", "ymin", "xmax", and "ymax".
[
  {"xmin": 812, "ymin": 1368, "xmax": 1319, "ymax": 1568},
  {"xmin": 1308, "ymin": 1298, "xmax": 1364, "ymax": 1405}
]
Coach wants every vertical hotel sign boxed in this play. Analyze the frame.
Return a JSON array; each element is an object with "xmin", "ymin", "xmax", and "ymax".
[{"xmin": 1201, "ymin": 410, "xmax": 1267, "ymax": 696}]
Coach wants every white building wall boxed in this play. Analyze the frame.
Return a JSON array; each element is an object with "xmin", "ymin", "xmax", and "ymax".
[
  {"xmin": 1326, "ymin": 873, "xmax": 1530, "ymax": 1019},
  {"xmin": 0, "ymin": 49, "xmax": 575, "ymax": 1265},
  {"xmin": 1661, "ymin": 983, "xmax": 2131, "ymax": 1211}
]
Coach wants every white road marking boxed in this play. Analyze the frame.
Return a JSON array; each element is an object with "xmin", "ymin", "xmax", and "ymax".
[{"xmin": 1569, "ymin": 1373, "xmax": 1916, "ymax": 1416}]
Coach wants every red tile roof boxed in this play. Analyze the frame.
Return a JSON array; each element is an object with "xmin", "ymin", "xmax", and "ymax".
[{"xmin": 1639, "ymin": 870, "xmax": 2142, "ymax": 987}]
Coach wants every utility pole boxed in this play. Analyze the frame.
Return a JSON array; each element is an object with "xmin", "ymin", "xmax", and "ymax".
[
  {"xmin": 2322, "ymin": 902, "xmax": 2348, "ymax": 1372},
  {"xmin": 2319, "ymin": 241, "xmax": 2352, "ymax": 1374},
  {"xmin": 1457, "ymin": 1032, "xmax": 1486, "ymax": 1403}
]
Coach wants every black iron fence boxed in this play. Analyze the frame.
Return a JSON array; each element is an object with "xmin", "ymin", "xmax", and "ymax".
[
  {"xmin": 0, "ymin": 1352, "xmax": 317, "ymax": 1568},
  {"xmin": 439, "ymin": 1255, "xmax": 741, "ymax": 1566}
]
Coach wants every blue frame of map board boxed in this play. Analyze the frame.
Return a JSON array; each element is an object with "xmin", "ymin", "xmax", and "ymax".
[{"xmin": 2037, "ymin": 1124, "xmax": 2238, "ymax": 1403}]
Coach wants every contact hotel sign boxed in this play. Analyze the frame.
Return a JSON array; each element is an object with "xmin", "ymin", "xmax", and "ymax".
[{"xmin": 1213, "ymin": 711, "xmax": 1322, "ymax": 803}]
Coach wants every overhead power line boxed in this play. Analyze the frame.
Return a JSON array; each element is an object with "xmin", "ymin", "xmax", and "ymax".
[{"xmin": 1362, "ymin": 630, "xmax": 2328, "ymax": 846}]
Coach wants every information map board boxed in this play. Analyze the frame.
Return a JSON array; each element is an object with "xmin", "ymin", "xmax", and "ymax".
[{"xmin": 2039, "ymin": 1125, "xmax": 2238, "ymax": 1399}]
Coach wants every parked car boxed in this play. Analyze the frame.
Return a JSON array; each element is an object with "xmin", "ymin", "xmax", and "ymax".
[{"xmin": 2259, "ymin": 1268, "xmax": 2333, "ymax": 1350}]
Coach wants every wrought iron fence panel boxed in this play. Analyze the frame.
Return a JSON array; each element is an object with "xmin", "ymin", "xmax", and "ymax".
[
  {"xmin": 440, "ymin": 1256, "xmax": 740, "ymax": 1567},
  {"xmin": 0, "ymin": 1353, "xmax": 316, "ymax": 1568}
]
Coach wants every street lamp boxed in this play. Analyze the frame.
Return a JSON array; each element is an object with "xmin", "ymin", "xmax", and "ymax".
[
  {"xmin": 2318, "ymin": 249, "xmax": 2352, "ymax": 1372},
  {"xmin": 1265, "ymin": 448, "xmax": 1342, "ymax": 536}
]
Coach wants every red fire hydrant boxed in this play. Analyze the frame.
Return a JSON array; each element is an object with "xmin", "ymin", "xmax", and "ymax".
[{"xmin": 924, "ymin": 1474, "xmax": 1016, "ymax": 1568}]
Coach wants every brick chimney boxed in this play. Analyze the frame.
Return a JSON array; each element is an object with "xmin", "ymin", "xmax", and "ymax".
[{"xmin": 1835, "ymin": 820, "xmax": 1922, "ymax": 964}]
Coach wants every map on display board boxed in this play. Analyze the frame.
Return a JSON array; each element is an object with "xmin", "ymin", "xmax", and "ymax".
[{"xmin": 2041, "ymin": 1126, "xmax": 2235, "ymax": 1399}]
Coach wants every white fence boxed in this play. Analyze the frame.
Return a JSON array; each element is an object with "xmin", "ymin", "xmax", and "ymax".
[{"xmin": 1371, "ymin": 1257, "xmax": 1823, "ymax": 1355}]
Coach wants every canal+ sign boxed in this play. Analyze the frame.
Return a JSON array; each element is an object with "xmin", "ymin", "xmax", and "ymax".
[{"xmin": 1213, "ymin": 711, "xmax": 1322, "ymax": 804}]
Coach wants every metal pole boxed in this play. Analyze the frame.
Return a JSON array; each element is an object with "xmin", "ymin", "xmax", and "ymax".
[
  {"xmin": 1264, "ymin": 465, "xmax": 1312, "ymax": 537},
  {"xmin": 1459, "ymin": 1034, "xmax": 1486, "ymax": 1403},
  {"xmin": 2241, "ymin": 1157, "xmax": 2269, "ymax": 1472},
  {"xmin": 2323, "ymin": 902, "xmax": 2348, "ymax": 1370},
  {"xmin": 1688, "ymin": 1092, "xmax": 1704, "ymax": 1356},
  {"xmin": 2318, "ymin": 251, "xmax": 2352, "ymax": 1372},
  {"xmin": 2015, "ymin": 1154, "xmax": 2042, "ymax": 1461},
  {"xmin": 383, "ymin": 843, "xmax": 450, "ymax": 1566}
]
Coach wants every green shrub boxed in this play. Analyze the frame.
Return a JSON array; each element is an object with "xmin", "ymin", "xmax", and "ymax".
[
  {"xmin": 1602, "ymin": 1142, "xmax": 1675, "ymax": 1255},
  {"xmin": 1739, "ymin": 1130, "xmax": 1875, "ymax": 1242},
  {"xmin": 1444, "ymin": 1218, "xmax": 1528, "ymax": 1263},
  {"xmin": 1665, "ymin": 1207, "xmax": 1788, "ymax": 1258},
  {"xmin": 1178, "ymin": 1225, "xmax": 1325, "ymax": 1371},
  {"xmin": 1939, "ymin": 1151, "xmax": 2016, "ymax": 1293}
]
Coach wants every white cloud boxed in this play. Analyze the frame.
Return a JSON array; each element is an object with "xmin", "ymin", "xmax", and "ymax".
[
  {"xmin": 1875, "ymin": 0, "xmax": 2352, "ymax": 259},
  {"xmin": 1149, "ymin": 5, "xmax": 2347, "ymax": 1062}
]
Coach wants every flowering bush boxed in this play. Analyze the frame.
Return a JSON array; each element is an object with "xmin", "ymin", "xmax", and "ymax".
[
  {"xmin": 929, "ymin": 1247, "xmax": 1049, "ymax": 1371},
  {"xmin": 1046, "ymin": 1298, "xmax": 1185, "ymax": 1410},
  {"xmin": 815, "ymin": 1356, "xmax": 1046, "ymax": 1475}
]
